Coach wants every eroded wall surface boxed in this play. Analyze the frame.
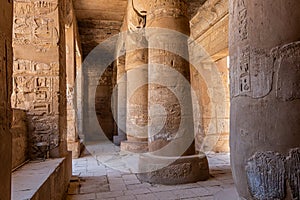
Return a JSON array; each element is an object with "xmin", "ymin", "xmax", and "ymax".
[{"xmin": 0, "ymin": 0, "xmax": 13, "ymax": 199}]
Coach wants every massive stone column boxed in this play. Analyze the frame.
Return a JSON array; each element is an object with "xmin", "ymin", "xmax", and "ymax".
[
  {"xmin": 0, "ymin": 0, "xmax": 13, "ymax": 199},
  {"xmin": 120, "ymin": 0, "xmax": 149, "ymax": 153},
  {"xmin": 138, "ymin": 0, "xmax": 209, "ymax": 184},
  {"xmin": 229, "ymin": 0, "xmax": 300, "ymax": 199},
  {"xmin": 147, "ymin": 0, "xmax": 194, "ymax": 156},
  {"xmin": 12, "ymin": 0, "xmax": 68, "ymax": 159}
]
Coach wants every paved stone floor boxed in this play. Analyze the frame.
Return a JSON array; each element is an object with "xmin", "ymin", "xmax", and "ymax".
[{"xmin": 66, "ymin": 151, "xmax": 238, "ymax": 200}]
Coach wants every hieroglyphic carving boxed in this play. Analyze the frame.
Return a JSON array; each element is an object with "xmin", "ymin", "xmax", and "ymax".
[
  {"xmin": 13, "ymin": 0, "xmax": 59, "ymax": 51},
  {"xmin": 149, "ymin": 163, "xmax": 192, "ymax": 180},
  {"xmin": 246, "ymin": 152, "xmax": 286, "ymax": 200},
  {"xmin": 272, "ymin": 42, "xmax": 300, "ymax": 101},
  {"xmin": 232, "ymin": 45, "xmax": 274, "ymax": 98},
  {"xmin": 249, "ymin": 48, "xmax": 273, "ymax": 98},
  {"xmin": 13, "ymin": 59, "xmax": 58, "ymax": 75},
  {"xmin": 237, "ymin": 0, "xmax": 248, "ymax": 41},
  {"xmin": 12, "ymin": 59, "xmax": 59, "ymax": 112},
  {"xmin": 28, "ymin": 115, "xmax": 59, "ymax": 157},
  {"xmin": 148, "ymin": 0, "xmax": 188, "ymax": 20},
  {"xmin": 190, "ymin": 0, "xmax": 228, "ymax": 39},
  {"xmin": 12, "ymin": 0, "xmax": 64, "ymax": 159},
  {"xmin": 14, "ymin": 0, "xmax": 58, "ymax": 16},
  {"xmin": 238, "ymin": 46, "xmax": 251, "ymax": 94},
  {"xmin": 13, "ymin": 16, "xmax": 58, "ymax": 50}
]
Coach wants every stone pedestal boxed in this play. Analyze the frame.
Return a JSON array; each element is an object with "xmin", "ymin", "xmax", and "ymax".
[
  {"xmin": 229, "ymin": 0, "xmax": 300, "ymax": 199},
  {"xmin": 137, "ymin": 153, "xmax": 209, "ymax": 185}
]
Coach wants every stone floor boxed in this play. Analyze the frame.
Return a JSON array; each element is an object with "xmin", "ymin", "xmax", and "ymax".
[{"xmin": 66, "ymin": 151, "xmax": 238, "ymax": 200}]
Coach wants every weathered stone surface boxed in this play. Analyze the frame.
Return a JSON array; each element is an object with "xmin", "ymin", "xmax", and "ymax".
[
  {"xmin": 12, "ymin": 153, "xmax": 72, "ymax": 200},
  {"xmin": 12, "ymin": 0, "xmax": 68, "ymax": 159},
  {"xmin": 0, "ymin": 0, "xmax": 13, "ymax": 199},
  {"xmin": 273, "ymin": 42, "xmax": 300, "ymax": 101},
  {"xmin": 120, "ymin": 141, "xmax": 148, "ymax": 153},
  {"xmin": 286, "ymin": 148, "xmax": 300, "ymax": 200},
  {"xmin": 147, "ymin": 0, "xmax": 195, "ymax": 157},
  {"xmin": 229, "ymin": 0, "xmax": 300, "ymax": 199},
  {"xmin": 11, "ymin": 109, "xmax": 28, "ymax": 170},
  {"xmin": 190, "ymin": 0, "xmax": 228, "ymax": 42},
  {"xmin": 246, "ymin": 152, "xmax": 286, "ymax": 200},
  {"xmin": 137, "ymin": 154, "xmax": 209, "ymax": 185}
]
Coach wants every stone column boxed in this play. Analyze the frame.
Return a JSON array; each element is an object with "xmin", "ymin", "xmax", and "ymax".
[
  {"xmin": 120, "ymin": 32, "xmax": 148, "ymax": 153},
  {"xmin": 137, "ymin": 0, "xmax": 209, "ymax": 184},
  {"xmin": 0, "ymin": 0, "xmax": 13, "ymax": 199},
  {"xmin": 66, "ymin": 13, "xmax": 80, "ymax": 158},
  {"xmin": 12, "ymin": 0, "xmax": 68, "ymax": 159},
  {"xmin": 120, "ymin": 0, "xmax": 149, "ymax": 153},
  {"xmin": 113, "ymin": 52, "xmax": 127, "ymax": 145},
  {"xmin": 229, "ymin": 0, "xmax": 300, "ymax": 199},
  {"xmin": 147, "ymin": 0, "xmax": 194, "ymax": 156}
]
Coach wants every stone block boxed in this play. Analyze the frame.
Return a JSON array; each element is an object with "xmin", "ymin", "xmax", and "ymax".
[{"xmin": 137, "ymin": 153, "xmax": 209, "ymax": 185}]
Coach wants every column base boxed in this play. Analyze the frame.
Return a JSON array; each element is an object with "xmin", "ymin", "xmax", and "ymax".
[
  {"xmin": 113, "ymin": 135, "xmax": 127, "ymax": 146},
  {"xmin": 67, "ymin": 141, "xmax": 81, "ymax": 158},
  {"xmin": 137, "ymin": 153, "xmax": 209, "ymax": 185},
  {"xmin": 120, "ymin": 140, "xmax": 148, "ymax": 153}
]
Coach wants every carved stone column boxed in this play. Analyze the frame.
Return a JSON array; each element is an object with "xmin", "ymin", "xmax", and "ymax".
[
  {"xmin": 12, "ymin": 0, "xmax": 68, "ymax": 159},
  {"xmin": 0, "ymin": 0, "xmax": 13, "ymax": 199},
  {"xmin": 120, "ymin": 0, "xmax": 149, "ymax": 153},
  {"xmin": 137, "ymin": 0, "xmax": 209, "ymax": 184},
  {"xmin": 229, "ymin": 0, "xmax": 300, "ymax": 199}
]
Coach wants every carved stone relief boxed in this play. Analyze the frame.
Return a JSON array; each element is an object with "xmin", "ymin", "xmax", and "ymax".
[
  {"xmin": 246, "ymin": 152, "xmax": 286, "ymax": 200},
  {"xmin": 13, "ymin": 0, "xmax": 59, "ymax": 52},
  {"xmin": 246, "ymin": 149, "xmax": 300, "ymax": 200},
  {"xmin": 12, "ymin": 0, "xmax": 64, "ymax": 159},
  {"xmin": 232, "ymin": 45, "xmax": 274, "ymax": 98},
  {"xmin": 286, "ymin": 148, "xmax": 300, "ymax": 199},
  {"xmin": 148, "ymin": 0, "xmax": 188, "ymax": 20}
]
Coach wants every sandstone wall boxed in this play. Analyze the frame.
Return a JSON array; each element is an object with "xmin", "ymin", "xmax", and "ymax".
[
  {"xmin": 190, "ymin": 0, "xmax": 230, "ymax": 152},
  {"xmin": 12, "ymin": 0, "xmax": 67, "ymax": 159},
  {"xmin": 0, "ymin": 0, "xmax": 13, "ymax": 199}
]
